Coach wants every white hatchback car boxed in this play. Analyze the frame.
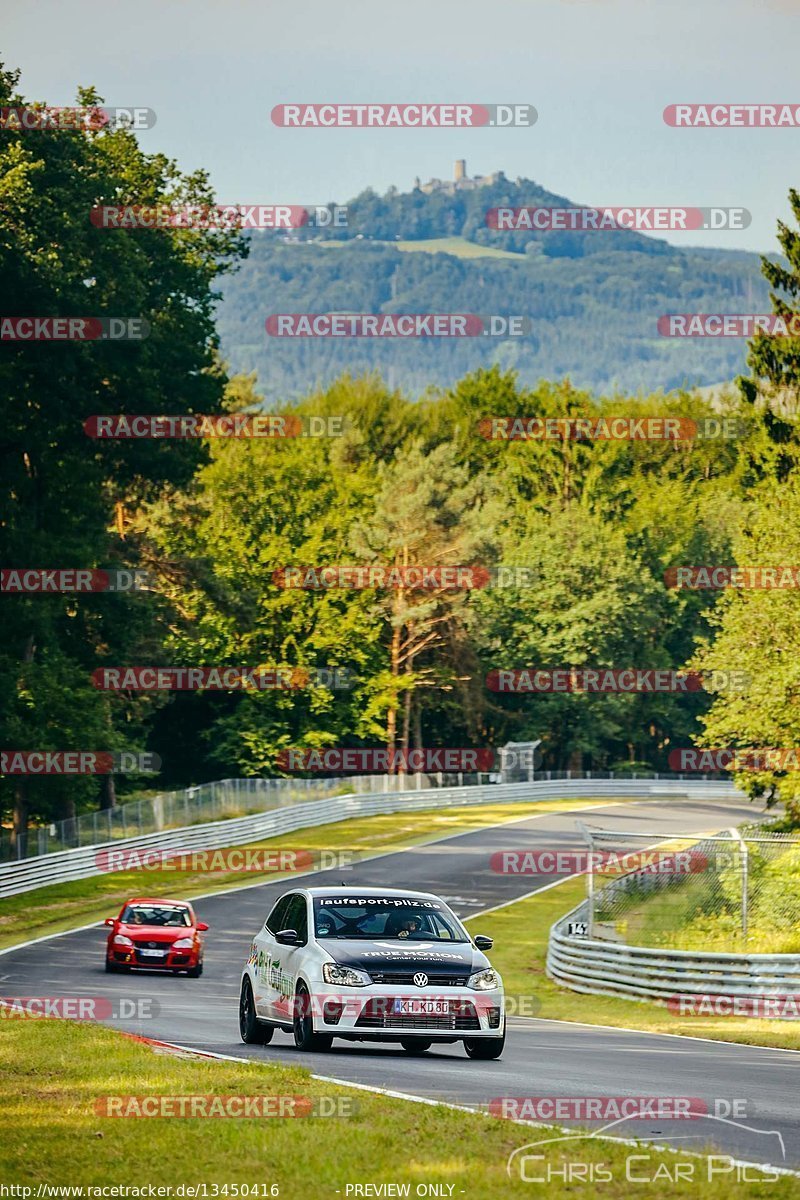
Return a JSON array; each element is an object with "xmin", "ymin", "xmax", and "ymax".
[{"xmin": 239, "ymin": 886, "xmax": 505, "ymax": 1058}]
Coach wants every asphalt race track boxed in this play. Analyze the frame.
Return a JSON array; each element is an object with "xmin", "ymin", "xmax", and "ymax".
[{"xmin": 3, "ymin": 795, "xmax": 798, "ymax": 1172}]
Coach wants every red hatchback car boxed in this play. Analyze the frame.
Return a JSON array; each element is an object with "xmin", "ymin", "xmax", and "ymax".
[{"xmin": 105, "ymin": 897, "xmax": 208, "ymax": 976}]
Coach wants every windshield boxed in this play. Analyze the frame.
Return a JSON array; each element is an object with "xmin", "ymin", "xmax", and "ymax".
[
  {"xmin": 312, "ymin": 896, "xmax": 469, "ymax": 942},
  {"xmin": 122, "ymin": 904, "xmax": 192, "ymax": 927}
]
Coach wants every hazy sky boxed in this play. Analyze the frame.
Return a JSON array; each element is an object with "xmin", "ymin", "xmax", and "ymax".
[{"xmin": 5, "ymin": 0, "xmax": 800, "ymax": 251}]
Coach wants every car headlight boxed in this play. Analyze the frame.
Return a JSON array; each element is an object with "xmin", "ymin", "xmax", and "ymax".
[
  {"xmin": 113, "ymin": 935, "xmax": 133, "ymax": 947},
  {"xmin": 172, "ymin": 938, "xmax": 194, "ymax": 949},
  {"xmin": 468, "ymin": 969, "xmax": 500, "ymax": 990},
  {"xmin": 322, "ymin": 963, "xmax": 371, "ymax": 987}
]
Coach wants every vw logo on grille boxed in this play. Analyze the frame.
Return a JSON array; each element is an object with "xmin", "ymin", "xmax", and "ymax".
[
  {"xmin": 147, "ymin": 942, "xmax": 157, "ymax": 948},
  {"xmin": 413, "ymin": 972, "xmax": 429, "ymax": 987}
]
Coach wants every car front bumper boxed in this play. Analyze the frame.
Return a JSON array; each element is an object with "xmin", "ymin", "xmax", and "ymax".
[
  {"xmin": 109, "ymin": 945, "xmax": 200, "ymax": 970},
  {"xmin": 275, "ymin": 984, "xmax": 505, "ymax": 1039}
]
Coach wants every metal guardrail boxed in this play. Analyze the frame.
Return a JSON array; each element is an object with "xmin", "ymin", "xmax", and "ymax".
[
  {"xmin": 0, "ymin": 767, "xmax": 738, "ymax": 862},
  {"xmin": 1, "ymin": 765, "xmax": 722, "ymax": 862},
  {"xmin": 0, "ymin": 773, "xmax": 441, "ymax": 861},
  {"xmin": 547, "ymin": 901, "xmax": 800, "ymax": 1003},
  {"xmin": 0, "ymin": 776, "xmax": 742, "ymax": 900}
]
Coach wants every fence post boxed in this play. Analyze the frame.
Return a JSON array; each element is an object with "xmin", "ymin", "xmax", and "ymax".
[
  {"xmin": 729, "ymin": 828, "xmax": 748, "ymax": 946},
  {"xmin": 574, "ymin": 821, "xmax": 594, "ymax": 937}
]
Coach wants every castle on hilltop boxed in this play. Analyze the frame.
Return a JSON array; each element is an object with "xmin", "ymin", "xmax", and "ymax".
[{"xmin": 414, "ymin": 161, "xmax": 506, "ymax": 195}]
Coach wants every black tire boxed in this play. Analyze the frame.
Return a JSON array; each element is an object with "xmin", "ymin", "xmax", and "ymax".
[
  {"xmin": 292, "ymin": 984, "xmax": 333, "ymax": 1052},
  {"xmin": 464, "ymin": 1028, "xmax": 505, "ymax": 1060},
  {"xmin": 239, "ymin": 978, "xmax": 273, "ymax": 1044},
  {"xmin": 104, "ymin": 958, "xmax": 119, "ymax": 973},
  {"xmin": 187, "ymin": 961, "xmax": 203, "ymax": 978},
  {"xmin": 401, "ymin": 1038, "xmax": 432, "ymax": 1054}
]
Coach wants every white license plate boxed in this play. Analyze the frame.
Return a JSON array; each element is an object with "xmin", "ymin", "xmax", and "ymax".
[
  {"xmin": 139, "ymin": 949, "xmax": 167, "ymax": 957},
  {"xmin": 392, "ymin": 999, "xmax": 449, "ymax": 1016}
]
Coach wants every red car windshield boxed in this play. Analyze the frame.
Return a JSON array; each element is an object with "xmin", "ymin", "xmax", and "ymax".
[{"xmin": 122, "ymin": 904, "xmax": 192, "ymax": 927}]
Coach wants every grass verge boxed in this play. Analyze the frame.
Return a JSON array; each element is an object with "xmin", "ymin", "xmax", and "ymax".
[
  {"xmin": 467, "ymin": 876, "xmax": 800, "ymax": 1051},
  {"xmin": 0, "ymin": 796, "xmax": 620, "ymax": 952},
  {"xmin": 0, "ymin": 1019, "xmax": 790, "ymax": 1196},
  {"xmin": 622, "ymin": 842, "xmax": 800, "ymax": 955}
]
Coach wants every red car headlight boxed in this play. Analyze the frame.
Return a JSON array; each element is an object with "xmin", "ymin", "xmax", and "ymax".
[
  {"xmin": 113, "ymin": 935, "xmax": 133, "ymax": 948},
  {"xmin": 172, "ymin": 937, "xmax": 194, "ymax": 950}
]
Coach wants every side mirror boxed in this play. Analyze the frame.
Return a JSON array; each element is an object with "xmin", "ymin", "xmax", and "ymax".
[
  {"xmin": 275, "ymin": 928, "xmax": 299, "ymax": 946},
  {"xmin": 104, "ymin": 918, "xmax": 115, "ymax": 927},
  {"xmin": 473, "ymin": 934, "xmax": 493, "ymax": 951},
  {"xmin": 196, "ymin": 922, "xmax": 209, "ymax": 932}
]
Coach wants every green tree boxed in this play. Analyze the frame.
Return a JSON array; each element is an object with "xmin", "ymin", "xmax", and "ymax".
[
  {"xmin": 0, "ymin": 65, "xmax": 245, "ymax": 845},
  {"xmin": 350, "ymin": 439, "xmax": 489, "ymax": 760},
  {"xmin": 692, "ymin": 481, "xmax": 800, "ymax": 822},
  {"xmin": 738, "ymin": 187, "xmax": 800, "ymax": 484}
]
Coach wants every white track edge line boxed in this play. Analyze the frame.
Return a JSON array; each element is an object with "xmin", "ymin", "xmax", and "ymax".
[{"xmin": 155, "ymin": 1039, "xmax": 800, "ymax": 1179}]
